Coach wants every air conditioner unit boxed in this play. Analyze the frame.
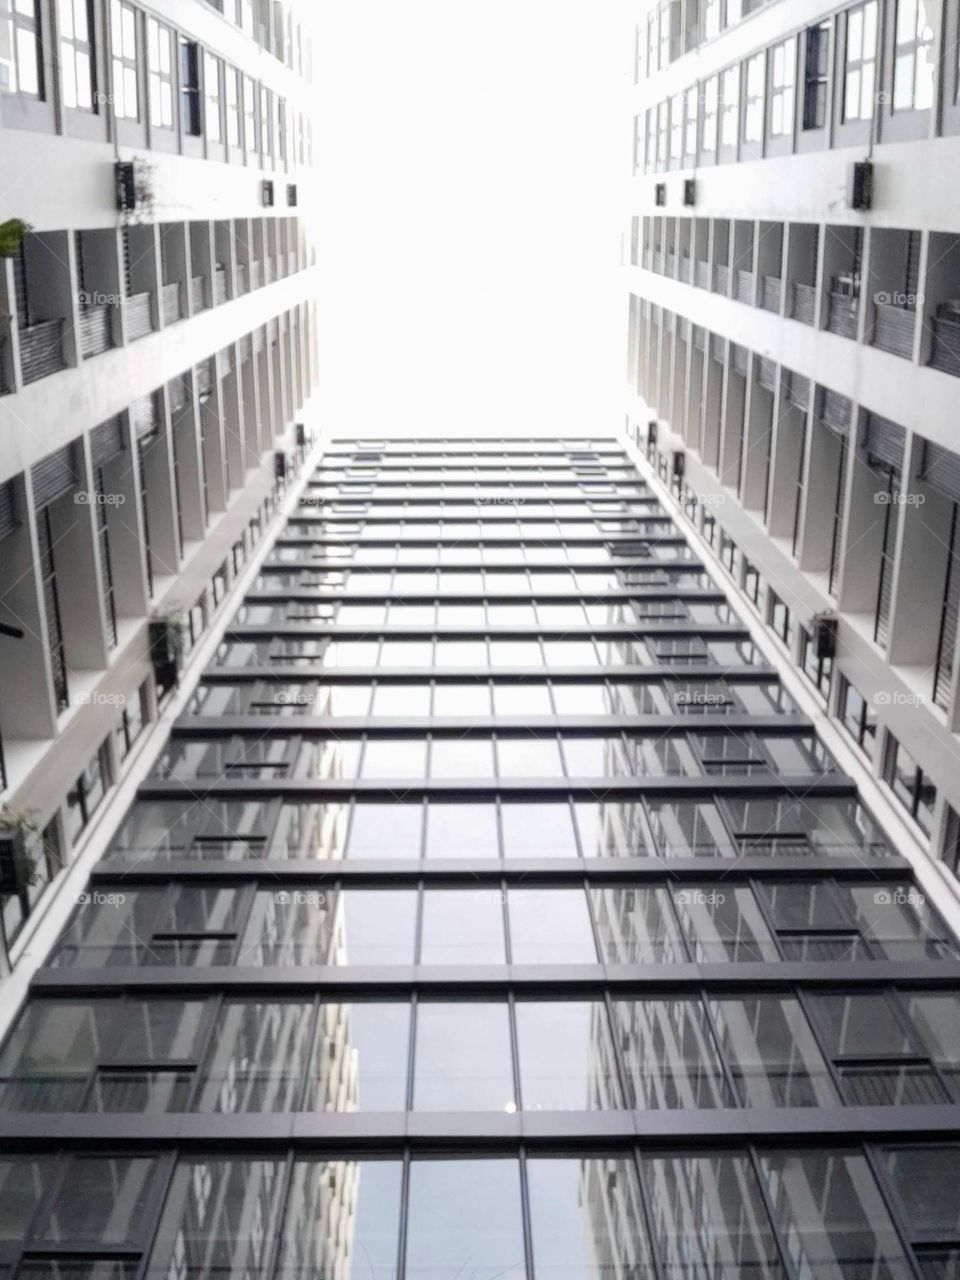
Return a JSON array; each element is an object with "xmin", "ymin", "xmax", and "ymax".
[
  {"xmin": 114, "ymin": 161, "xmax": 137, "ymax": 213},
  {"xmin": 833, "ymin": 273, "xmax": 857, "ymax": 297},
  {"xmin": 683, "ymin": 178, "xmax": 696, "ymax": 207},
  {"xmin": 261, "ymin": 179, "xmax": 275, "ymax": 207},
  {"xmin": 274, "ymin": 450, "xmax": 288, "ymax": 480},
  {"xmin": 672, "ymin": 450, "xmax": 685, "ymax": 479},
  {"xmin": 654, "ymin": 182, "xmax": 667, "ymax": 207},
  {"xmin": 296, "ymin": 422, "xmax": 308, "ymax": 447},
  {"xmin": 849, "ymin": 160, "xmax": 873, "ymax": 211},
  {"xmin": 812, "ymin": 613, "xmax": 838, "ymax": 659},
  {"xmin": 647, "ymin": 420, "xmax": 658, "ymax": 447}
]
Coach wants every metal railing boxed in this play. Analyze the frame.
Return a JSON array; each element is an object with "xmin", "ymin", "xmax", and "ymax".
[
  {"xmin": 930, "ymin": 311, "xmax": 960, "ymax": 376},
  {"xmin": 872, "ymin": 303, "xmax": 915, "ymax": 359},
  {"xmin": 214, "ymin": 267, "xmax": 228, "ymax": 305},
  {"xmin": 826, "ymin": 291, "xmax": 859, "ymax": 339},
  {"xmin": 190, "ymin": 275, "xmax": 207, "ymax": 312},
  {"xmin": 78, "ymin": 306, "xmax": 113, "ymax": 358},
  {"xmin": 161, "ymin": 281, "xmax": 182, "ymax": 324},
  {"xmin": 761, "ymin": 275, "xmax": 781, "ymax": 312},
  {"xmin": 735, "ymin": 269, "xmax": 755, "ymax": 305},
  {"xmin": 791, "ymin": 282, "xmax": 817, "ymax": 325},
  {"xmin": 712, "ymin": 264, "xmax": 730, "ymax": 295},
  {"xmin": 126, "ymin": 292, "xmax": 153, "ymax": 341}
]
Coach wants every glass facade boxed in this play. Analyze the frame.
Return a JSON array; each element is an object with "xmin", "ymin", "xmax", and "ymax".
[{"xmin": 1, "ymin": 438, "xmax": 959, "ymax": 1276}]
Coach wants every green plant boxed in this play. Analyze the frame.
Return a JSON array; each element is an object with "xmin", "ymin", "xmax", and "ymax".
[
  {"xmin": 0, "ymin": 219, "xmax": 31, "ymax": 258},
  {"xmin": 0, "ymin": 807, "xmax": 42, "ymax": 891}
]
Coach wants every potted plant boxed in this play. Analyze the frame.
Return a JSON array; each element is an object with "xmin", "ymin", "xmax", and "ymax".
[
  {"xmin": 0, "ymin": 219, "xmax": 31, "ymax": 258},
  {"xmin": 0, "ymin": 808, "xmax": 42, "ymax": 894}
]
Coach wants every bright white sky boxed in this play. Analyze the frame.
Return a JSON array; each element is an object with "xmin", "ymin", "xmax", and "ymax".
[{"xmin": 311, "ymin": 1, "xmax": 632, "ymax": 440}]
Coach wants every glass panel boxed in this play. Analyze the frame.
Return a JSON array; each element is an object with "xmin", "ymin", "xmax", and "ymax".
[
  {"xmin": 575, "ymin": 800, "xmax": 650, "ymax": 857},
  {"xmin": 35, "ymin": 1157, "xmax": 155, "ymax": 1245},
  {"xmin": 643, "ymin": 1153, "xmax": 785, "ymax": 1280},
  {"xmin": 500, "ymin": 802, "xmax": 577, "ymax": 857},
  {"xmin": 242, "ymin": 888, "xmax": 333, "ymax": 965},
  {"xmin": 425, "ymin": 802, "xmax": 499, "ymax": 858},
  {"xmin": 708, "ymin": 995, "xmax": 839, "ymax": 1107},
  {"xmin": 509, "ymin": 888, "xmax": 597, "ymax": 963},
  {"xmin": 347, "ymin": 803, "xmax": 423, "ymax": 858},
  {"xmin": 496, "ymin": 737, "xmax": 564, "ymax": 777},
  {"xmin": 842, "ymin": 883, "xmax": 957, "ymax": 959},
  {"xmin": 420, "ymin": 890, "xmax": 506, "ymax": 964},
  {"xmin": 613, "ymin": 999, "xmax": 733, "ymax": 1108},
  {"xmin": 305, "ymin": 1003, "xmax": 410, "ymax": 1111},
  {"xmin": 517, "ymin": 1002, "xmax": 622, "ymax": 1109},
  {"xmin": 903, "ymin": 992, "xmax": 960, "ymax": 1094},
  {"xmin": 759, "ymin": 1150, "xmax": 913, "ymax": 1280},
  {"xmin": 883, "ymin": 1145, "xmax": 960, "ymax": 1234},
  {"xmin": 432, "ymin": 684, "xmax": 492, "ymax": 715},
  {"xmin": 405, "ymin": 1160, "xmax": 525, "ymax": 1280},
  {"xmin": 51, "ymin": 889, "xmax": 164, "ymax": 967},
  {"xmin": 592, "ymin": 886, "xmax": 688, "ymax": 963},
  {"xmin": 361, "ymin": 739, "xmax": 427, "ymax": 778},
  {"xmin": 527, "ymin": 1158, "xmax": 656, "ymax": 1280},
  {"xmin": 145, "ymin": 1159, "xmax": 285, "ymax": 1280},
  {"xmin": 413, "ymin": 1002, "xmax": 515, "ymax": 1111},
  {"xmin": 429, "ymin": 738, "xmax": 495, "ymax": 778},
  {"xmin": 332, "ymin": 890, "xmax": 418, "ymax": 965},
  {"xmin": 275, "ymin": 1160, "xmax": 403, "ymax": 1280},
  {"xmin": 673, "ymin": 884, "xmax": 780, "ymax": 962},
  {"xmin": 0, "ymin": 1155, "xmax": 53, "ymax": 1241},
  {"xmin": 196, "ymin": 1000, "xmax": 314, "ymax": 1112},
  {"xmin": 0, "ymin": 1000, "xmax": 116, "ymax": 1110}
]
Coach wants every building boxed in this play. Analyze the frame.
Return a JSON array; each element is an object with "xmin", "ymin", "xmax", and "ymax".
[
  {"xmin": 0, "ymin": 0, "xmax": 321, "ymax": 973},
  {"xmin": 626, "ymin": 0, "xmax": 960, "ymax": 880},
  {"xmin": 0, "ymin": 435, "xmax": 958, "ymax": 1274}
]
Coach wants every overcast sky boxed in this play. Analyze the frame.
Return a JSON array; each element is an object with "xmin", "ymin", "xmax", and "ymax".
[{"xmin": 311, "ymin": 2, "xmax": 631, "ymax": 440}]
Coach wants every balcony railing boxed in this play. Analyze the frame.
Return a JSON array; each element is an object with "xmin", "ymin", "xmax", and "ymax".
[
  {"xmin": 712, "ymin": 264, "xmax": 730, "ymax": 294},
  {"xmin": 761, "ymin": 275, "xmax": 781, "ymax": 312},
  {"xmin": 694, "ymin": 260, "xmax": 710, "ymax": 290},
  {"xmin": 791, "ymin": 282, "xmax": 816, "ymax": 325},
  {"xmin": 190, "ymin": 275, "xmax": 207, "ymax": 312},
  {"xmin": 735, "ymin": 269, "xmax": 755, "ymax": 305},
  {"xmin": 161, "ymin": 282, "xmax": 182, "ymax": 324},
  {"xmin": 19, "ymin": 319, "xmax": 66, "ymax": 383},
  {"xmin": 826, "ymin": 291, "xmax": 859, "ymax": 339},
  {"xmin": 214, "ymin": 266, "xmax": 228, "ymax": 305},
  {"xmin": 872, "ymin": 302, "xmax": 915, "ymax": 359},
  {"xmin": 930, "ymin": 308, "xmax": 960, "ymax": 376},
  {"xmin": 78, "ymin": 306, "xmax": 113, "ymax": 358},
  {"xmin": 126, "ymin": 292, "xmax": 153, "ymax": 341}
]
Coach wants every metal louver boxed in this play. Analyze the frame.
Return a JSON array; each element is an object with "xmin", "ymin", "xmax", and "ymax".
[
  {"xmin": 197, "ymin": 359, "xmax": 215, "ymax": 402},
  {"xmin": 129, "ymin": 392, "xmax": 159, "ymax": 438},
  {"xmin": 786, "ymin": 372, "xmax": 810, "ymax": 409},
  {"xmin": 819, "ymin": 389, "xmax": 853, "ymax": 437},
  {"xmin": 90, "ymin": 418, "xmax": 125, "ymax": 468},
  {"xmin": 863, "ymin": 413, "xmax": 906, "ymax": 472},
  {"xmin": 918, "ymin": 440, "xmax": 960, "ymax": 505},
  {"xmin": 692, "ymin": 326, "xmax": 706, "ymax": 352},
  {"xmin": 731, "ymin": 345, "xmax": 748, "ymax": 376},
  {"xmin": 710, "ymin": 333, "xmax": 725, "ymax": 362},
  {"xmin": 167, "ymin": 374, "xmax": 191, "ymax": 415},
  {"xmin": 757, "ymin": 357, "xmax": 778, "ymax": 390},
  {"xmin": 0, "ymin": 479, "xmax": 18, "ymax": 541},
  {"xmin": 32, "ymin": 442, "xmax": 79, "ymax": 507}
]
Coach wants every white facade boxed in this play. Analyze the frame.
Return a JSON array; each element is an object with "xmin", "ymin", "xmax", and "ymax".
[
  {"xmin": 0, "ymin": 0, "xmax": 321, "ymax": 972},
  {"xmin": 627, "ymin": 0, "xmax": 960, "ymax": 874}
]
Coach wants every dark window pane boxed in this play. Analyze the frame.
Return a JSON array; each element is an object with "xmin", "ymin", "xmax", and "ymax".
[
  {"xmin": 146, "ymin": 1159, "xmax": 285, "ymax": 1280},
  {"xmin": 708, "ymin": 996, "xmax": 839, "ymax": 1107},
  {"xmin": 884, "ymin": 1145, "xmax": 960, "ymax": 1234},
  {"xmin": 86, "ymin": 1070, "xmax": 194, "ymax": 1113},
  {"xmin": 592, "ymin": 886, "xmax": 688, "ymax": 964},
  {"xmin": 0, "ymin": 1156, "xmax": 54, "ymax": 1241},
  {"xmin": 405, "ymin": 1160, "xmax": 525, "ymax": 1280},
  {"xmin": 242, "ymin": 889, "xmax": 333, "ymax": 964},
  {"xmin": 0, "ymin": 1000, "xmax": 116, "ymax": 1111},
  {"xmin": 34, "ymin": 1157, "xmax": 155, "ymax": 1245},
  {"xmin": 673, "ymin": 884, "xmax": 779, "ymax": 962},
  {"xmin": 759, "ymin": 1150, "xmax": 913, "ymax": 1280},
  {"xmin": 197, "ymin": 1001, "xmax": 315, "ymax": 1112}
]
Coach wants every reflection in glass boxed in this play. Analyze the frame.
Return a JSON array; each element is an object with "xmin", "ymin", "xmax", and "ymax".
[
  {"xmin": 644, "ymin": 1152, "xmax": 785, "ymax": 1280},
  {"xmin": 673, "ymin": 884, "xmax": 780, "ymax": 963},
  {"xmin": 884, "ymin": 1144, "xmax": 960, "ymax": 1234},
  {"xmin": 197, "ymin": 1000, "xmax": 314, "ymax": 1112},
  {"xmin": 0, "ymin": 1155, "xmax": 54, "ymax": 1241},
  {"xmin": 0, "ymin": 999, "xmax": 115, "ymax": 1111},
  {"xmin": 276, "ymin": 1160, "xmax": 402, "ymax": 1280},
  {"xmin": 517, "ymin": 1002, "xmax": 622, "ymax": 1110},
  {"xmin": 241, "ymin": 889, "xmax": 333, "ymax": 965},
  {"xmin": 413, "ymin": 1002, "xmax": 515, "ymax": 1111},
  {"xmin": 527, "ymin": 1158, "xmax": 655, "ymax": 1280},
  {"xmin": 575, "ymin": 801, "xmax": 650, "ymax": 857},
  {"xmin": 759, "ymin": 1150, "xmax": 913, "ymax": 1280},
  {"xmin": 405, "ymin": 1160, "xmax": 525, "ymax": 1280},
  {"xmin": 903, "ymin": 992, "xmax": 960, "ymax": 1096},
  {"xmin": 306, "ymin": 1003, "xmax": 410, "ymax": 1111},
  {"xmin": 146, "ymin": 1159, "xmax": 285, "ymax": 1280},
  {"xmin": 36, "ymin": 1157, "xmax": 155, "ymax": 1245},
  {"xmin": 708, "ymin": 995, "xmax": 839, "ymax": 1107},
  {"xmin": 592, "ymin": 886, "xmax": 687, "ymax": 964},
  {"xmin": 332, "ymin": 891, "xmax": 418, "ymax": 965},
  {"xmin": 613, "ymin": 999, "xmax": 733, "ymax": 1109}
]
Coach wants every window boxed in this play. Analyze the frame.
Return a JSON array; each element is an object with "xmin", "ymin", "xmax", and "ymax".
[
  {"xmin": 684, "ymin": 84, "xmax": 698, "ymax": 154},
  {"xmin": 413, "ymin": 1002, "xmax": 514, "ymax": 1110},
  {"xmin": 204, "ymin": 51, "xmax": 221, "ymax": 140},
  {"xmin": 892, "ymin": 0, "xmax": 934, "ymax": 110},
  {"xmin": 770, "ymin": 590, "xmax": 791, "ymax": 644},
  {"xmin": 803, "ymin": 21, "xmax": 830, "ymax": 128},
  {"xmin": 770, "ymin": 36, "xmax": 796, "ymax": 135},
  {"xmin": 406, "ymin": 1161, "xmax": 524, "ymax": 1280},
  {"xmin": 709, "ymin": 995, "xmax": 839, "ymax": 1106},
  {"xmin": 0, "ymin": 0, "xmax": 42, "ymax": 96},
  {"xmin": 146, "ymin": 17, "xmax": 173, "ymax": 128},
  {"xmin": 179, "ymin": 38, "xmax": 200, "ymax": 134},
  {"xmin": 801, "ymin": 625, "xmax": 833, "ymax": 698},
  {"xmin": 65, "ymin": 739, "xmax": 111, "ymax": 846},
  {"xmin": 425, "ymin": 802, "xmax": 499, "ymax": 858},
  {"xmin": 612, "ymin": 997, "xmax": 732, "ymax": 1107},
  {"xmin": 719, "ymin": 65, "xmax": 740, "ymax": 148},
  {"xmin": 260, "ymin": 83, "xmax": 272, "ymax": 157},
  {"xmin": 225, "ymin": 65, "xmax": 241, "ymax": 145},
  {"xmin": 743, "ymin": 52, "xmax": 764, "ymax": 141},
  {"xmin": 528, "ymin": 1160, "xmax": 653, "ymax": 1279},
  {"xmin": 243, "ymin": 74, "xmax": 258, "ymax": 152},
  {"xmin": 703, "ymin": 0, "xmax": 721, "ymax": 38},
  {"xmin": 656, "ymin": 98, "xmax": 668, "ymax": 165},
  {"xmin": 838, "ymin": 675, "xmax": 877, "ymax": 758},
  {"xmin": 60, "ymin": 0, "xmax": 95, "ymax": 110},
  {"xmin": 517, "ymin": 1002, "xmax": 622, "ymax": 1109},
  {"xmin": 197, "ymin": 999, "xmax": 314, "ymax": 1112},
  {"xmin": 884, "ymin": 733, "xmax": 937, "ymax": 834},
  {"xmin": 109, "ymin": 0, "xmax": 138, "ymax": 119},
  {"xmin": 843, "ymin": 0, "xmax": 878, "ymax": 122},
  {"xmin": 116, "ymin": 682, "xmax": 148, "ymax": 761},
  {"xmin": 669, "ymin": 90, "xmax": 683, "ymax": 161}
]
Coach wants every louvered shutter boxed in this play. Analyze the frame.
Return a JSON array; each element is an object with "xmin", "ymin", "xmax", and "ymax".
[
  {"xmin": 32, "ymin": 442, "xmax": 79, "ymax": 507},
  {"xmin": 0, "ymin": 479, "xmax": 18, "ymax": 541},
  {"xmin": 919, "ymin": 441, "xmax": 960, "ymax": 504},
  {"xmin": 130, "ymin": 392, "xmax": 159, "ymax": 439},
  {"xmin": 863, "ymin": 413, "xmax": 905, "ymax": 472},
  {"xmin": 819, "ymin": 389, "xmax": 852, "ymax": 438},
  {"xmin": 90, "ymin": 418, "xmax": 125, "ymax": 468},
  {"xmin": 731, "ymin": 344, "xmax": 748, "ymax": 376},
  {"xmin": 757, "ymin": 357, "xmax": 778, "ymax": 391}
]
